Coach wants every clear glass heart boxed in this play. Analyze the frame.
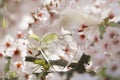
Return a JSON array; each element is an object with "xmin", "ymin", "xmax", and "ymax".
[{"xmin": 40, "ymin": 32, "xmax": 78, "ymax": 71}]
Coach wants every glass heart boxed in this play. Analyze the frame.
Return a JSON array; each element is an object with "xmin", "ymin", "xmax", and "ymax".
[{"xmin": 40, "ymin": 33, "xmax": 78, "ymax": 71}]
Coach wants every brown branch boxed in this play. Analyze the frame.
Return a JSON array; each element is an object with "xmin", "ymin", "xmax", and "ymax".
[{"xmin": 25, "ymin": 56, "xmax": 77, "ymax": 68}]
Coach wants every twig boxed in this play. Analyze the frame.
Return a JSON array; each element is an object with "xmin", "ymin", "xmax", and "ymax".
[{"xmin": 25, "ymin": 56, "xmax": 77, "ymax": 68}]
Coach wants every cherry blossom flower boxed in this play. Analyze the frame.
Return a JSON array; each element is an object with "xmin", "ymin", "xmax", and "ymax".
[
  {"xmin": 19, "ymin": 71, "xmax": 32, "ymax": 80},
  {"xmin": 102, "ymin": 27, "xmax": 120, "ymax": 54},
  {"xmin": 105, "ymin": 58, "xmax": 120, "ymax": 78},
  {"xmin": 46, "ymin": 73, "xmax": 67, "ymax": 80},
  {"xmin": 70, "ymin": 72, "xmax": 97, "ymax": 80},
  {"xmin": 0, "ymin": 0, "xmax": 120, "ymax": 80}
]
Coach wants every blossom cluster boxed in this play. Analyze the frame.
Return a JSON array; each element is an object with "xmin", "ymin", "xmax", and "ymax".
[{"xmin": 0, "ymin": 0, "xmax": 120, "ymax": 80}]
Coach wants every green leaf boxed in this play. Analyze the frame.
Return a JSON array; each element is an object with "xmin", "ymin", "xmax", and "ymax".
[
  {"xmin": 9, "ymin": 77, "xmax": 19, "ymax": 80},
  {"xmin": 4, "ymin": 63, "xmax": 9, "ymax": 73},
  {"xmin": 43, "ymin": 65, "xmax": 49, "ymax": 70},
  {"xmin": 108, "ymin": 22, "xmax": 120, "ymax": 28},
  {"xmin": 28, "ymin": 34, "xmax": 40, "ymax": 41},
  {"xmin": 34, "ymin": 59, "xmax": 45, "ymax": 66},
  {"xmin": 99, "ymin": 25, "xmax": 106, "ymax": 39},
  {"xmin": 98, "ymin": 67, "xmax": 106, "ymax": 77},
  {"xmin": 1, "ymin": 18, "xmax": 7, "ymax": 28},
  {"xmin": 4, "ymin": 57, "xmax": 11, "ymax": 74},
  {"xmin": 41, "ymin": 33, "xmax": 59, "ymax": 47},
  {"xmin": 103, "ymin": 17, "xmax": 109, "ymax": 25},
  {"xmin": 9, "ymin": 72, "xmax": 16, "ymax": 78}
]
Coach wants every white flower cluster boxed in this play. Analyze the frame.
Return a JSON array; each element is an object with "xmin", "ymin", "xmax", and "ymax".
[
  {"xmin": 0, "ymin": 0, "xmax": 120, "ymax": 80},
  {"xmin": 0, "ymin": 34, "xmax": 32, "ymax": 79}
]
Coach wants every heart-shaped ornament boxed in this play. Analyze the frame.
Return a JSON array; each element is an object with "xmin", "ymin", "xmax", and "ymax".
[{"xmin": 39, "ymin": 33, "xmax": 78, "ymax": 71}]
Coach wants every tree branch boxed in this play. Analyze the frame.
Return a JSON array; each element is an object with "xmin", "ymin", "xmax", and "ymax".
[
  {"xmin": 25, "ymin": 56, "xmax": 77, "ymax": 68},
  {"xmin": 25, "ymin": 53, "xmax": 90, "ymax": 70}
]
